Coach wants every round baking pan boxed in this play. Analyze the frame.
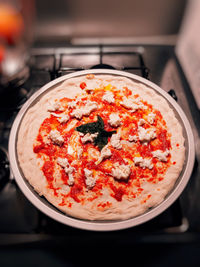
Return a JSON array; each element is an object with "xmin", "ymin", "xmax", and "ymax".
[{"xmin": 8, "ymin": 69, "xmax": 195, "ymax": 231}]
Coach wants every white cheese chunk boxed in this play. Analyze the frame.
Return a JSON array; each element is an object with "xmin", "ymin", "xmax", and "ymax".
[
  {"xmin": 96, "ymin": 145, "xmax": 112, "ymax": 165},
  {"xmin": 52, "ymin": 113, "xmax": 69, "ymax": 124},
  {"xmin": 64, "ymin": 166, "xmax": 75, "ymax": 186},
  {"xmin": 112, "ymin": 162, "xmax": 131, "ymax": 181},
  {"xmin": 77, "ymin": 147, "xmax": 83, "ymax": 159},
  {"xmin": 49, "ymin": 130, "xmax": 64, "ymax": 146},
  {"xmin": 134, "ymin": 157, "xmax": 153, "ymax": 169},
  {"xmin": 120, "ymin": 97, "xmax": 146, "ymax": 112},
  {"xmin": 108, "ymin": 113, "xmax": 121, "ymax": 127},
  {"xmin": 48, "ymin": 100, "xmax": 64, "ymax": 112},
  {"xmin": 100, "ymin": 145, "xmax": 112, "ymax": 159},
  {"xmin": 152, "ymin": 149, "xmax": 170, "ymax": 162},
  {"xmin": 138, "ymin": 118, "xmax": 146, "ymax": 126},
  {"xmin": 57, "ymin": 157, "xmax": 69, "ymax": 168},
  {"xmin": 102, "ymin": 91, "xmax": 115, "ymax": 103},
  {"xmin": 110, "ymin": 133, "xmax": 122, "ymax": 149},
  {"xmin": 138, "ymin": 126, "xmax": 156, "ymax": 143},
  {"xmin": 67, "ymin": 174, "xmax": 75, "ymax": 186},
  {"xmin": 71, "ymin": 101, "xmax": 98, "ymax": 119},
  {"xmin": 70, "ymin": 109, "xmax": 83, "ymax": 120},
  {"xmin": 147, "ymin": 112, "xmax": 156, "ymax": 124},
  {"xmin": 85, "ymin": 101, "xmax": 98, "ymax": 113},
  {"xmin": 58, "ymin": 114, "xmax": 69, "ymax": 124},
  {"xmin": 84, "ymin": 168, "xmax": 96, "ymax": 189},
  {"xmin": 57, "ymin": 157, "xmax": 75, "ymax": 186},
  {"xmin": 128, "ymin": 135, "xmax": 138, "ymax": 142},
  {"xmin": 67, "ymin": 145, "xmax": 74, "ymax": 155},
  {"xmin": 120, "ymin": 97, "xmax": 138, "ymax": 111},
  {"xmin": 80, "ymin": 132, "xmax": 98, "ymax": 144},
  {"xmin": 68, "ymin": 100, "xmax": 77, "ymax": 109}
]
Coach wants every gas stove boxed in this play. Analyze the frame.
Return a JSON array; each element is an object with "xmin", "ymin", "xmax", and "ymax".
[{"xmin": 1, "ymin": 44, "xmax": 200, "ymax": 247}]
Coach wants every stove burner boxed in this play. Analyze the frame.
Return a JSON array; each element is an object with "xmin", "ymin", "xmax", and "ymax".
[
  {"xmin": 90, "ymin": 63, "xmax": 115, "ymax": 69},
  {"xmin": 0, "ymin": 147, "xmax": 10, "ymax": 190},
  {"xmin": 0, "ymin": 86, "xmax": 33, "ymax": 111},
  {"xmin": 0, "ymin": 44, "xmax": 198, "ymax": 244}
]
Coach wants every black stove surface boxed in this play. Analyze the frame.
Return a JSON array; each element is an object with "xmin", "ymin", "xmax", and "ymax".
[{"xmin": 1, "ymin": 44, "xmax": 200, "ymax": 248}]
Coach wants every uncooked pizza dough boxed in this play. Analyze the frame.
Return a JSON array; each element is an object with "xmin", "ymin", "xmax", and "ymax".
[{"xmin": 17, "ymin": 74, "xmax": 185, "ymax": 220}]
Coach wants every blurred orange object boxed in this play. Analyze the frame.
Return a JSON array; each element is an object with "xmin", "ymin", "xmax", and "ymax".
[
  {"xmin": 0, "ymin": 45, "xmax": 5, "ymax": 63},
  {"xmin": 0, "ymin": 4, "xmax": 24, "ymax": 44}
]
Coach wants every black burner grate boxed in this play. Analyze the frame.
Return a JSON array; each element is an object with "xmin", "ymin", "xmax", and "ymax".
[{"xmin": 31, "ymin": 45, "xmax": 149, "ymax": 79}]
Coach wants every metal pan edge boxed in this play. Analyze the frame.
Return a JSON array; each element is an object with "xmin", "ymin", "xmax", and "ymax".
[{"xmin": 8, "ymin": 69, "xmax": 195, "ymax": 231}]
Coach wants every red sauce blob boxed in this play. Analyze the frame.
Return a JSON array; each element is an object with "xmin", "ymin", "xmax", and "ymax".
[
  {"xmin": 42, "ymin": 161, "xmax": 54, "ymax": 182},
  {"xmin": 70, "ymin": 184, "xmax": 83, "ymax": 203},
  {"xmin": 110, "ymin": 184, "xmax": 125, "ymax": 201},
  {"xmin": 80, "ymin": 82, "xmax": 87, "ymax": 89},
  {"xmin": 157, "ymin": 130, "xmax": 171, "ymax": 151}
]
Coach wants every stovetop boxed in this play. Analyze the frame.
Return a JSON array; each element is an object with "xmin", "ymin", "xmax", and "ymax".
[{"xmin": 1, "ymin": 44, "xmax": 200, "ymax": 247}]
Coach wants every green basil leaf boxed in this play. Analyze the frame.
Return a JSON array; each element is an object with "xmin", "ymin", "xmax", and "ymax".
[
  {"xmin": 75, "ymin": 115, "xmax": 104, "ymax": 134},
  {"xmin": 75, "ymin": 115, "xmax": 116, "ymax": 150}
]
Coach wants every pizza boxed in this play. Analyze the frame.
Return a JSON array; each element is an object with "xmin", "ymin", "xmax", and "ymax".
[{"xmin": 17, "ymin": 74, "xmax": 185, "ymax": 220}]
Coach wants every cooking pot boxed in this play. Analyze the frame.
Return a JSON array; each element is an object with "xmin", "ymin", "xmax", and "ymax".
[{"xmin": 8, "ymin": 69, "xmax": 195, "ymax": 231}]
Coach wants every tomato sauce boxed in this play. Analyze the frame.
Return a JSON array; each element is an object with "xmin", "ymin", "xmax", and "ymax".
[
  {"xmin": 80, "ymin": 82, "xmax": 87, "ymax": 89},
  {"xmin": 70, "ymin": 184, "xmax": 83, "ymax": 203},
  {"xmin": 42, "ymin": 161, "xmax": 54, "ymax": 182},
  {"xmin": 110, "ymin": 184, "xmax": 125, "ymax": 201},
  {"xmin": 33, "ymin": 86, "xmax": 172, "ymax": 205},
  {"xmin": 157, "ymin": 130, "xmax": 171, "ymax": 151}
]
